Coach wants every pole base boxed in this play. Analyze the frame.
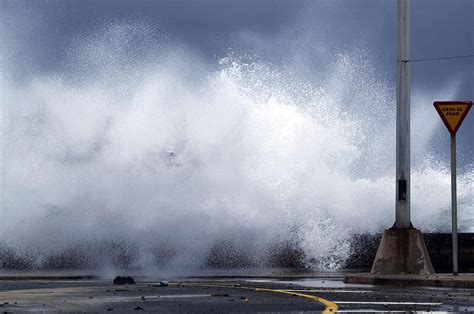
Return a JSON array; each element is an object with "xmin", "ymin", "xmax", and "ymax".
[{"xmin": 371, "ymin": 228, "xmax": 435, "ymax": 275}]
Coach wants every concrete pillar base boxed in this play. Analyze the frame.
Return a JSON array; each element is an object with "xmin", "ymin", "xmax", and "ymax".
[{"xmin": 371, "ymin": 228, "xmax": 435, "ymax": 275}]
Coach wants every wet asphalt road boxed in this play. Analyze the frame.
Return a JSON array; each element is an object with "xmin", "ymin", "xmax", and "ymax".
[{"xmin": 0, "ymin": 276, "xmax": 473, "ymax": 312}]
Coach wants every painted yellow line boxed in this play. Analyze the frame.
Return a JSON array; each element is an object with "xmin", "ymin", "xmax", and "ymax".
[
  {"xmin": 181, "ymin": 283, "xmax": 338, "ymax": 313},
  {"xmin": 255, "ymin": 288, "xmax": 338, "ymax": 313}
]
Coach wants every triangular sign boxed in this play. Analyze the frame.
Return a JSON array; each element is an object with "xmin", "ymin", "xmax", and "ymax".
[{"xmin": 433, "ymin": 101, "xmax": 472, "ymax": 135}]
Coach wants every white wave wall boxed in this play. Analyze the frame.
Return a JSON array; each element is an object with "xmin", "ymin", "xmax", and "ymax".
[{"xmin": 0, "ymin": 20, "xmax": 472, "ymax": 271}]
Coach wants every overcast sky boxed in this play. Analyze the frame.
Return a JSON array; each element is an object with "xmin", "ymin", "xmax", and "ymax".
[{"xmin": 1, "ymin": 0, "xmax": 473, "ymax": 161}]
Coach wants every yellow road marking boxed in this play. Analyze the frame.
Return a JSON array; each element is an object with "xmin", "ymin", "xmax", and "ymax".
[
  {"xmin": 255, "ymin": 288, "xmax": 338, "ymax": 313},
  {"xmin": 182, "ymin": 282, "xmax": 338, "ymax": 313}
]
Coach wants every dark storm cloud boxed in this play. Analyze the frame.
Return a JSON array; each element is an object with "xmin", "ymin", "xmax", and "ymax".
[
  {"xmin": 0, "ymin": 0, "xmax": 301, "ymax": 74},
  {"xmin": 2, "ymin": 0, "xmax": 472, "ymax": 70}
]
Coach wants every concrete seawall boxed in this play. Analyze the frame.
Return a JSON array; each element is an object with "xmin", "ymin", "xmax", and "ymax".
[{"xmin": 1, "ymin": 233, "xmax": 472, "ymax": 272}]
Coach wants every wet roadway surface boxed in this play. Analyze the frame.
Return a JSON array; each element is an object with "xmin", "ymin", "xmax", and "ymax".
[{"xmin": 0, "ymin": 276, "xmax": 473, "ymax": 312}]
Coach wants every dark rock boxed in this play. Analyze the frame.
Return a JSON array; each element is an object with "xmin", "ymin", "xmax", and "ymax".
[
  {"xmin": 113, "ymin": 276, "xmax": 136, "ymax": 285},
  {"xmin": 133, "ymin": 306, "xmax": 144, "ymax": 310}
]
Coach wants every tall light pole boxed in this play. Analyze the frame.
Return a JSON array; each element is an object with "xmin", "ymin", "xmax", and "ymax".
[
  {"xmin": 370, "ymin": 0, "xmax": 434, "ymax": 275},
  {"xmin": 394, "ymin": 0, "xmax": 412, "ymax": 229}
]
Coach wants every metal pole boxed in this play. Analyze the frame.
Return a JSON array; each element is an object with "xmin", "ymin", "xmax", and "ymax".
[
  {"xmin": 451, "ymin": 134, "xmax": 458, "ymax": 275},
  {"xmin": 394, "ymin": 0, "xmax": 412, "ymax": 229}
]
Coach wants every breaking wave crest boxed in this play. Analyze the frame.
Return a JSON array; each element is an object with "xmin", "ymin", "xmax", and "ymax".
[{"xmin": 0, "ymin": 21, "xmax": 472, "ymax": 272}]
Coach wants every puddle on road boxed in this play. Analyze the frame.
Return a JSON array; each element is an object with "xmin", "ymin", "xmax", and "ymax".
[{"xmin": 246, "ymin": 278, "xmax": 373, "ymax": 289}]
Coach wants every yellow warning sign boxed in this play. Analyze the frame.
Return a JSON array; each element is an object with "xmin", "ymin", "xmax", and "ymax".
[{"xmin": 433, "ymin": 101, "xmax": 472, "ymax": 135}]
